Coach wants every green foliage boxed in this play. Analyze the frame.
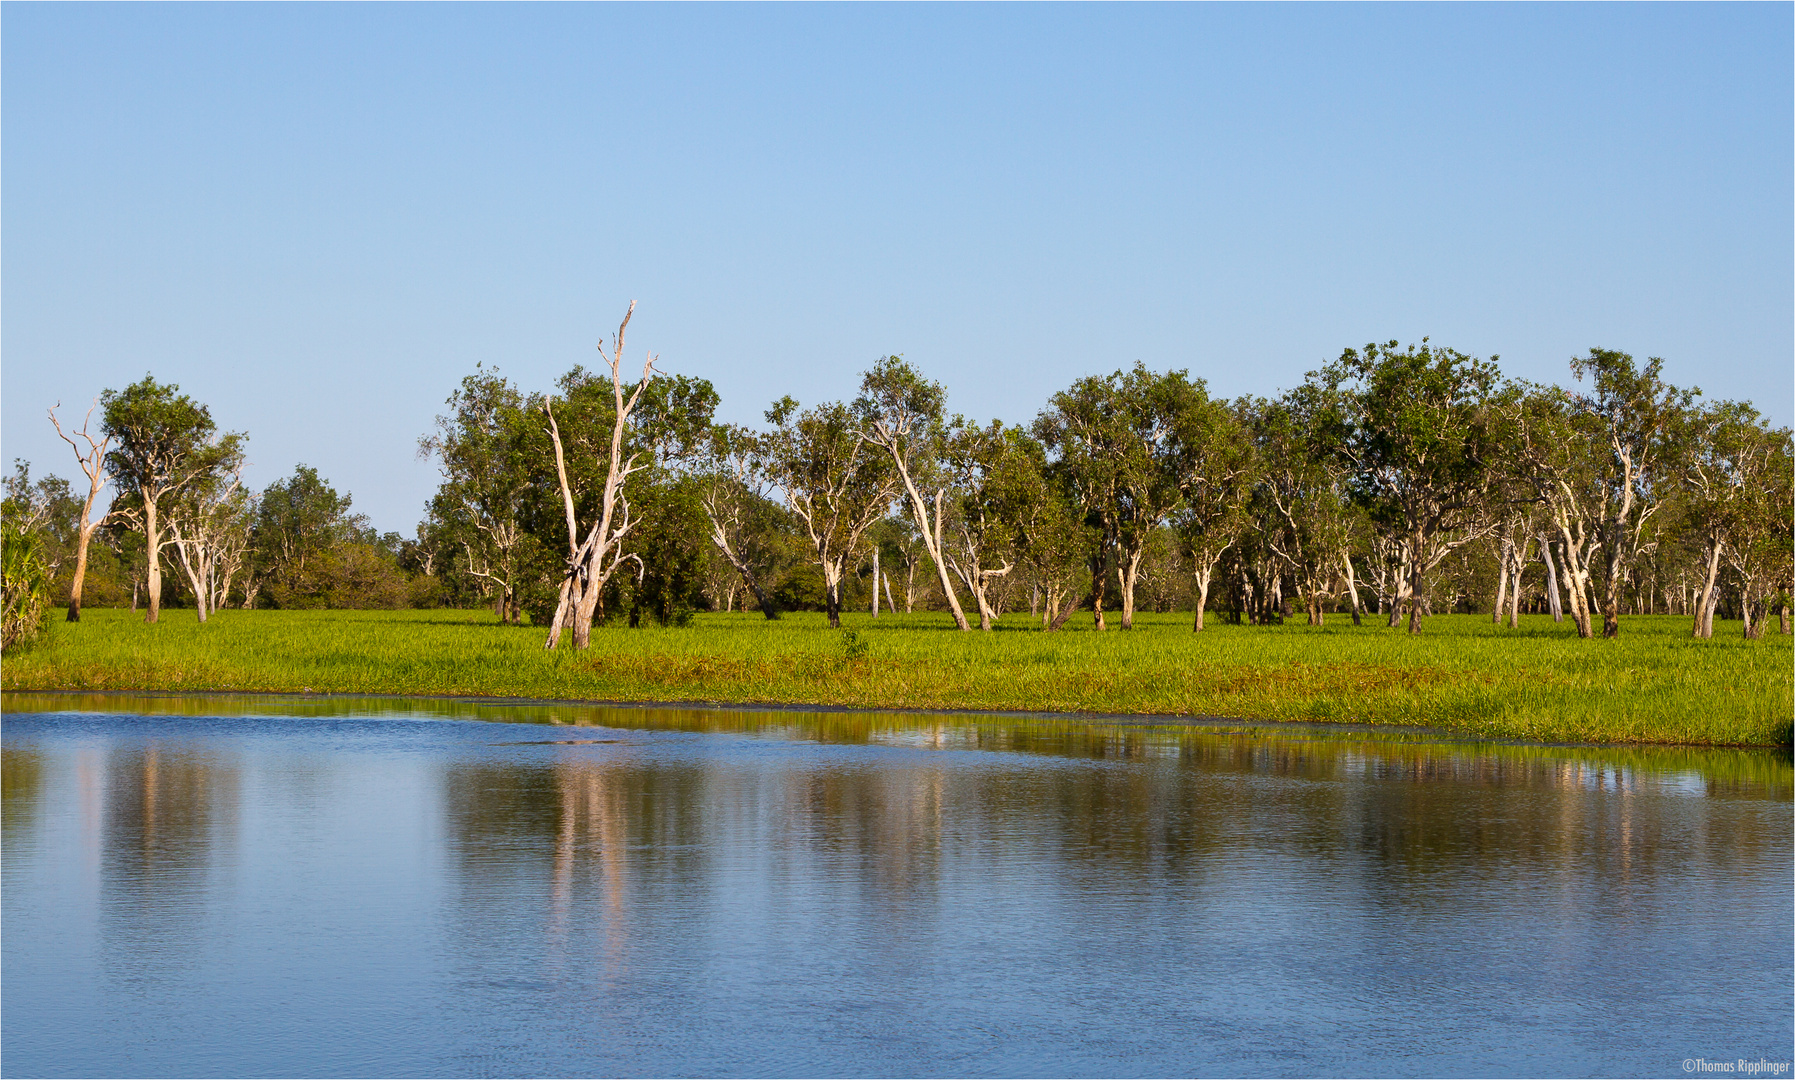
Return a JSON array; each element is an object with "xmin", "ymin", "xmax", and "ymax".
[
  {"xmin": 253, "ymin": 466, "xmax": 404, "ymax": 610},
  {"xmin": 101, "ymin": 376, "xmax": 244, "ymax": 507},
  {"xmin": 0, "ymin": 521, "xmax": 54, "ymax": 652},
  {"xmin": 266, "ymin": 542, "xmax": 409, "ymax": 610},
  {"xmin": 613, "ymin": 472, "xmax": 710, "ymax": 628}
]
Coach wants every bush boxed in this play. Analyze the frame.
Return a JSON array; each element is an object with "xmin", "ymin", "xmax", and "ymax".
[
  {"xmin": 267, "ymin": 542, "xmax": 409, "ymax": 610},
  {"xmin": 1, "ymin": 523, "xmax": 53, "ymax": 652}
]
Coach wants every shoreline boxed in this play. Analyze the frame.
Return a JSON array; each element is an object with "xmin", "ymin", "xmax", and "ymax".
[
  {"xmin": 4, "ymin": 609, "xmax": 1788, "ymax": 749},
  {"xmin": 5, "ymin": 686, "xmax": 1791, "ymax": 752}
]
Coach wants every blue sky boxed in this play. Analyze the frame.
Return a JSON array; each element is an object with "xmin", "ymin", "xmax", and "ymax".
[{"xmin": 4, "ymin": 4, "xmax": 1789, "ymax": 532}]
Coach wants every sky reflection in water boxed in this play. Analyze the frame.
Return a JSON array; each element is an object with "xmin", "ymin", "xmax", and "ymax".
[{"xmin": 2, "ymin": 696, "xmax": 1789, "ymax": 1079}]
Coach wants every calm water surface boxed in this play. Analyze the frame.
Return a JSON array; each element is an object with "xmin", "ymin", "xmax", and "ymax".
[{"xmin": 2, "ymin": 694, "xmax": 1790, "ymax": 1079}]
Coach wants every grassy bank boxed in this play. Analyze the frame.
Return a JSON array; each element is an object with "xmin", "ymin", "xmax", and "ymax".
[{"xmin": 2, "ymin": 608, "xmax": 1789, "ymax": 746}]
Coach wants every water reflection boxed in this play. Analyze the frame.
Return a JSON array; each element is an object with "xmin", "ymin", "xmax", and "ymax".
[{"xmin": 2, "ymin": 695, "xmax": 1789, "ymax": 1079}]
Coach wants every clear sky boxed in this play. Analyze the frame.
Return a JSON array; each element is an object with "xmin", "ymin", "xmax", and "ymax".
[{"xmin": 4, "ymin": 3, "xmax": 1790, "ymax": 533}]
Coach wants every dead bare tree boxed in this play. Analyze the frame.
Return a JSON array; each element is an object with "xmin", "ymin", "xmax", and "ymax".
[
  {"xmin": 47, "ymin": 400, "xmax": 116, "ymax": 621},
  {"xmin": 543, "ymin": 303, "xmax": 658, "ymax": 650}
]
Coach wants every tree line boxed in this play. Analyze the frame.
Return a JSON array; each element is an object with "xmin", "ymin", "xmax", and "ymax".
[{"xmin": 3, "ymin": 306, "xmax": 1790, "ymax": 651}]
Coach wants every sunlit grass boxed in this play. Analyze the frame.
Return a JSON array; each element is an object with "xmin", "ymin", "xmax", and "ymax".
[{"xmin": 4, "ymin": 607, "xmax": 1789, "ymax": 746}]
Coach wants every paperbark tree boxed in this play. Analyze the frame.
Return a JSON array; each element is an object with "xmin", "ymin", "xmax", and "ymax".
[
  {"xmin": 1508, "ymin": 386, "xmax": 1603, "ymax": 637},
  {"xmin": 940, "ymin": 419, "xmax": 1045, "ymax": 631},
  {"xmin": 47, "ymin": 400, "xmax": 116, "ymax": 622},
  {"xmin": 765, "ymin": 397, "xmax": 895, "ymax": 629},
  {"xmin": 1252, "ymin": 390, "xmax": 1354, "ymax": 627},
  {"xmin": 101, "ymin": 376, "xmax": 245, "ymax": 624},
  {"xmin": 855, "ymin": 357, "xmax": 972, "ymax": 631},
  {"xmin": 421, "ymin": 368, "xmax": 537, "ymax": 624},
  {"xmin": 1488, "ymin": 509, "xmax": 1534, "ymax": 629},
  {"xmin": 994, "ymin": 433, "xmax": 1088, "ymax": 631},
  {"xmin": 167, "ymin": 461, "xmax": 252, "ymax": 622},
  {"xmin": 1678, "ymin": 401, "xmax": 1756, "ymax": 639},
  {"xmin": 1172, "ymin": 397, "xmax": 1254, "ymax": 631},
  {"xmin": 1568, "ymin": 349, "xmax": 1698, "ymax": 638},
  {"xmin": 696, "ymin": 423, "xmax": 786, "ymax": 620},
  {"xmin": 1702, "ymin": 412, "xmax": 1793, "ymax": 640},
  {"xmin": 1320, "ymin": 341, "xmax": 1503, "ymax": 634},
  {"xmin": 1033, "ymin": 374, "xmax": 1125, "ymax": 629}
]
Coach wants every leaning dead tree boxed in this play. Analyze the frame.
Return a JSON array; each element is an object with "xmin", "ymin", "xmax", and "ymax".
[
  {"xmin": 544, "ymin": 302, "xmax": 657, "ymax": 650},
  {"xmin": 47, "ymin": 400, "xmax": 116, "ymax": 622}
]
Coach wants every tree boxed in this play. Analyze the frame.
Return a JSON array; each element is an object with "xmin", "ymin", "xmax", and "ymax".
[
  {"xmin": 1506, "ymin": 385, "xmax": 1607, "ymax": 636},
  {"xmin": 1568, "ymin": 349, "xmax": 1698, "ymax": 638},
  {"xmin": 1039, "ymin": 364, "xmax": 1254, "ymax": 630},
  {"xmin": 1168, "ymin": 395, "xmax": 1254, "ymax": 631},
  {"xmin": 541, "ymin": 305, "xmax": 718, "ymax": 648},
  {"xmin": 764, "ymin": 396, "xmax": 895, "ymax": 629},
  {"xmin": 1251, "ymin": 390, "xmax": 1356, "ymax": 627},
  {"xmin": 1033, "ymin": 375, "xmax": 1125, "ymax": 629},
  {"xmin": 421, "ymin": 367, "xmax": 539, "ymax": 624},
  {"xmin": 1319, "ymin": 341, "xmax": 1503, "ymax": 634},
  {"xmin": 855, "ymin": 357, "xmax": 973, "ymax": 631},
  {"xmin": 101, "ymin": 376, "xmax": 245, "ymax": 624},
  {"xmin": 47, "ymin": 400, "xmax": 117, "ymax": 622},
  {"xmin": 166, "ymin": 452, "xmax": 252, "ymax": 621},
  {"xmin": 254, "ymin": 465, "xmax": 357, "ymax": 608},
  {"xmin": 939, "ymin": 419, "xmax": 1036, "ymax": 631},
  {"xmin": 695, "ymin": 423, "xmax": 789, "ymax": 619},
  {"xmin": 1009, "ymin": 443, "xmax": 1090, "ymax": 631},
  {"xmin": 1684, "ymin": 406, "xmax": 1794, "ymax": 639}
]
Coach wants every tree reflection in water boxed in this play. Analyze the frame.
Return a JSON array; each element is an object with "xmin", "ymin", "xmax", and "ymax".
[{"xmin": 1, "ymin": 701, "xmax": 1787, "ymax": 1078}]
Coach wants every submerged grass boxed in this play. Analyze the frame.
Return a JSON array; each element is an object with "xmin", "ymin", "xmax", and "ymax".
[{"xmin": 3, "ymin": 607, "xmax": 1789, "ymax": 746}]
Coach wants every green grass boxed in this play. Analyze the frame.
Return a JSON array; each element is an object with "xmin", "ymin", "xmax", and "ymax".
[{"xmin": 3, "ymin": 607, "xmax": 1790, "ymax": 746}]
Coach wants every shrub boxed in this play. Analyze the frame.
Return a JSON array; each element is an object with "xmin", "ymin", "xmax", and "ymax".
[{"xmin": 1, "ymin": 522, "xmax": 53, "ymax": 652}]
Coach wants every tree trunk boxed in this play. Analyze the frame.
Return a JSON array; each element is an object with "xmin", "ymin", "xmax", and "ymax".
[
  {"xmin": 824, "ymin": 565, "xmax": 843, "ymax": 629},
  {"xmin": 145, "ymin": 500, "xmax": 163, "ymax": 624},
  {"xmin": 918, "ymin": 489, "xmax": 970, "ymax": 630},
  {"xmin": 1089, "ymin": 549, "xmax": 1108, "ymax": 631},
  {"xmin": 572, "ymin": 545, "xmax": 603, "ymax": 648},
  {"xmin": 1340, "ymin": 554, "xmax": 1362, "ymax": 627},
  {"xmin": 1117, "ymin": 547, "xmax": 1144, "ymax": 630},
  {"xmin": 1600, "ymin": 529, "xmax": 1624, "ymax": 639},
  {"xmin": 1691, "ymin": 543, "xmax": 1722, "ymax": 640},
  {"xmin": 1405, "ymin": 542, "xmax": 1425, "ymax": 634},
  {"xmin": 871, "ymin": 549, "xmax": 880, "ymax": 618},
  {"xmin": 66, "ymin": 522, "xmax": 96, "ymax": 622},
  {"xmin": 1493, "ymin": 534, "xmax": 1511, "ymax": 624},
  {"xmin": 1538, "ymin": 535, "xmax": 1563, "ymax": 623}
]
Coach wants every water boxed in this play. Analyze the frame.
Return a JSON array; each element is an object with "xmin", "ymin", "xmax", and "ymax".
[{"xmin": 3, "ymin": 694, "xmax": 1790, "ymax": 1079}]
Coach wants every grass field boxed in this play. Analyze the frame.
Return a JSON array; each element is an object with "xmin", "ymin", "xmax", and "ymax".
[{"xmin": 2, "ymin": 607, "xmax": 1789, "ymax": 746}]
